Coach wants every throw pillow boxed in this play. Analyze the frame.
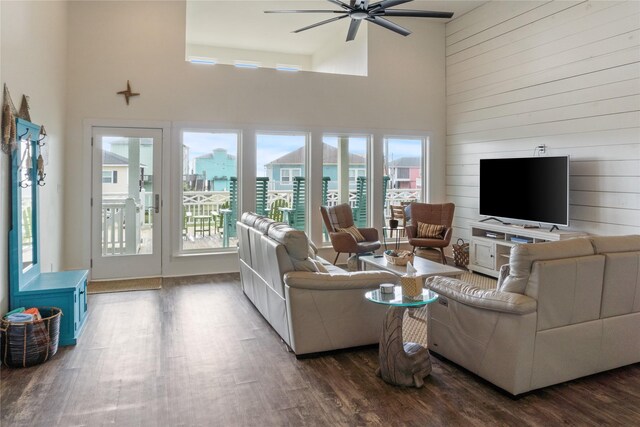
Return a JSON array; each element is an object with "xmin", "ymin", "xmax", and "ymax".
[
  {"xmin": 337, "ymin": 225, "xmax": 365, "ymax": 242},
  {"xmin": 417, "ymin": 222, "xmax": 445, "ymax": 239}
]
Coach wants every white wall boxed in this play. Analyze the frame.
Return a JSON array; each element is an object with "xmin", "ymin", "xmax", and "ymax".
[
  {"xmin": 0, "ymin": 0, "xmax": 68, "ymax": 314},
  {"xmin": 64, "ymin": 1, "xmax": 447, "ymax": 276},
  {"xmin": 311, "ymin": 26, "xmax": 368, "ymax": 76},
  {"xmin": 446, "ymin": 0, "xmax": 640, "ymax": 242}
]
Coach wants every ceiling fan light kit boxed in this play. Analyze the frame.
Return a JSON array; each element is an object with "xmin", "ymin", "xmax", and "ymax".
[{"xmin": 265, "ymin": 0, "xmax": 453, "ymax": 42}]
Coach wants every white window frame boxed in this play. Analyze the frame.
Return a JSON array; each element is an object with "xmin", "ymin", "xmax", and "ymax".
[
  {"xmin": 176, "ymin": 127, "xmax": 241, "ymax": 255},
  {"xmin": 383, "ymin": 136, "xmax": 427, "ymax": 203},
  {"xmin": 280, "ymin": 168, "xmax": 302, "ymax": 185}
]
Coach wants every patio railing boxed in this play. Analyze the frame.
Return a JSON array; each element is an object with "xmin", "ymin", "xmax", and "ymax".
[{"xmin": 100, "ymin": 188, "xmax": 420, "ymax": 251}]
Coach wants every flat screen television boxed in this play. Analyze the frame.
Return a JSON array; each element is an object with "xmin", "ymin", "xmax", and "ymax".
[{"xmin": 479, "ymin": 156, "xmax": 570, "ymax": 226}]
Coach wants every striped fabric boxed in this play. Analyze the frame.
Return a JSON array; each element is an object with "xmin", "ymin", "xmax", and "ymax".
[
  {"xmin": 417, "ymin": 222, "xmax": 445, "ymax": 238},
  {"xmin": 337, "ymin": 225, "xmax": 365, "ymax": 242}
]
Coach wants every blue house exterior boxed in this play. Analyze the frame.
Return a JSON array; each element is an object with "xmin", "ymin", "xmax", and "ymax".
[
  {"xmin": 194, "ymin": 148, "xmax": 237, "ymax": 191},
  {"xmin": 266, "ymin": 143, "xmax": 365, "ymax": 191}
]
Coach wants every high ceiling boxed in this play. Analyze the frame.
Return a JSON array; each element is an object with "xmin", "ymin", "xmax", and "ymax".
[{"xmin": 186, "ymin": 1, "xmax": 484, "ymax": 55}]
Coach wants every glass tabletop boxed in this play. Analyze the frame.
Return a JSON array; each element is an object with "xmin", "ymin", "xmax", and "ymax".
[{"xmin": 365, "ymin": 286, "xmax": 438, "ymax": 307}]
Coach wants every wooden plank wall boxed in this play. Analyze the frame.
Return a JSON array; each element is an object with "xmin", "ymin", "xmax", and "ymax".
[{"xmin": 445, "ymin": 0, "xmax": 640, "ymax": 243}]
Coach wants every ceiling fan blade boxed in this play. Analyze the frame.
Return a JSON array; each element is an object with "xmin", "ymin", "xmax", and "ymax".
[
  {"xmin": 365, "ymin": 16, "xmax": 411, "ymax": 36},
  {"xmin": 326, "ymin": 0, "xmax": 353, "ymax": 10},
  {"xmin": 372, "ymin": 9, "xmax": 454, "ymax": 18},
  {"xmin": 265, "ymin": 10, "xmax": 345, "ymax": 14},
  {"xmin": 346, "ymin": 19, "xmax": 362, "ymax": 41},
  {"xmin": 369, "ymin": 0, "xmax": 413, "ymax": 10},
  {"xmin": 293, "ymin": 14, "xmax": 349, "ymax": 33}
]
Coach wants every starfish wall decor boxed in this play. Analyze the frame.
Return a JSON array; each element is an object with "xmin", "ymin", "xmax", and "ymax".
[{"xmin": 117, "ymin": 80, "xmax": 140, "ymax": 105}]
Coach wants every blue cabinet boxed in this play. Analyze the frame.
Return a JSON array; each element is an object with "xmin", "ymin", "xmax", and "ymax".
[{"xmin": 8, "ymin": 119, "xmax": 88, "ymax": 346}]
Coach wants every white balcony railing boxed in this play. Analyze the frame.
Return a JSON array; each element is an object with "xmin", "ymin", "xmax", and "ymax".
[{"xmin": 101, "ymin": 188, "xmax": 420, "ymax": 253}]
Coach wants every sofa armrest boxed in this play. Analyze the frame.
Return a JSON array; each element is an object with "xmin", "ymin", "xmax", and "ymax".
[
  {"xmin": 285, "ymin": 271, "xmax": 398, "ymax": 291},
  {"xmin": 425, "ymin": 276, "xmax": 536, "ymax": 315}
]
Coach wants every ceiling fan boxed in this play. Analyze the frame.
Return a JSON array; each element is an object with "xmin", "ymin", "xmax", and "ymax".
[{"xmin": 265, "ymin": 0, "xmax": 454, "ymax": 42}]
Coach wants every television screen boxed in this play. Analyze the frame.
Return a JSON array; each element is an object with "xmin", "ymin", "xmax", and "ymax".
[{"xmin": 479, "ymin": 156, "xmax": 569, "ymax": 226}]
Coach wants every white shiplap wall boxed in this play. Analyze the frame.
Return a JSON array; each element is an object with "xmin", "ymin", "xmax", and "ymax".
[{"xmin": 446, "ymin": 0, "xmax": 640, "ymax": 243}]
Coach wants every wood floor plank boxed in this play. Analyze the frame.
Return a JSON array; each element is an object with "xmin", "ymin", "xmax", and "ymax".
[{"xmin": 2, "ymin": 273, "xmax": 640, "ymax": 426}]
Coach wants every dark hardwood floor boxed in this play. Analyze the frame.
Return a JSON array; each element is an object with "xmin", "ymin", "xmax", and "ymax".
[{"xmin": 2, "ymin": 274, "xmax": 640, "ymax": 426}]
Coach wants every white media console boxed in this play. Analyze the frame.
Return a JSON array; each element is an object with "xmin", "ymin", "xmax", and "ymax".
[{"xmin": 468, "ymin": 221, "xmax": 585, "ymax": 278}]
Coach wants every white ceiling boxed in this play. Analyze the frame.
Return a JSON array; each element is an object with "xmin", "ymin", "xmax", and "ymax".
[{"xmin": 186, "ymin": 0, "xmax": 484, "ymax": 55}]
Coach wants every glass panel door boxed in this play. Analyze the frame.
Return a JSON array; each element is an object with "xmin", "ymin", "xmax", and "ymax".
[{"xmin": 91, "ymin": 127, "xmax": 162, "ymax": 279}]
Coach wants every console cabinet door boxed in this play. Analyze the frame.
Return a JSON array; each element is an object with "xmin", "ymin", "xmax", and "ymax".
[{"xmin": 472, "ymin": 240, "xmax": 495, "ymax": 270}]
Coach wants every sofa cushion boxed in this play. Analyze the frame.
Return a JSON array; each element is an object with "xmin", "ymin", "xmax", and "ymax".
[
  {"xmin": 500, "ymin": 238, "xmax": 594, "ymax": 294},
  {"xmin": 241, "ymin": 211, "xmax": 263, "ymax": 227},
  {"xmin": 337, "ymin": 225, "xmax": 365, "ymax": 242},
  {"xmin": 417, "ymin": 222, "xmax": 445, "ymax": 238},
  {"xmin": 600, "ymin": 251, "xmax": 640, "ymax": 318},
  {"xmin": 308, "ymin": 240, "xmax": 318, "ymax": 259},
  {"xmin": 590, "ymin": 235, "xmax": 640, "ymax": 254},
  {"xmin": 267, "ymin": 224, "xmax": 319, "ymax": 271},
  {"xmin": 254, "ymin": 217, "xmax": 276, "ymax": 234}
]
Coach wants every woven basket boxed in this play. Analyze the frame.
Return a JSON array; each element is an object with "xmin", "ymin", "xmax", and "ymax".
[
  {"xmin": 384, "ymin": 252, "xmax": 414, "ymax": 266},
  {"xmin": 0, "ymin": 307, "xmax": 62, "ymax": 368},
  {"xmin": 401, "ymin": 276, "xmax": 423, "ymax": 297},
  {"xmin": 453, "ymin": 238, "xmax": 470, "ymax": 267}
]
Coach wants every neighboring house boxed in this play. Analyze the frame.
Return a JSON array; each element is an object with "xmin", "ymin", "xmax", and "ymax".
[
  {"xmin": 388, "ymin": 157, "xmax": 421, "ymax": 189},
  {"xmin": 193, "ymin": 148, "xmax": 237, "ymax": 191},
  {"xmin": 109, "ymin": 138, "xmax": 154, "ymax": 195},
  {"xmin": 265, "ymin": 143, "xmax": 365, "ymax": 191},
  {"xmin": 101, "ymin": 150, "xmax": 130, "ymax": 195}
]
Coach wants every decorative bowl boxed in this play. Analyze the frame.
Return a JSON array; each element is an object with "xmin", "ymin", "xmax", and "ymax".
[{"xmin": 384, "ymin": 251, "xmax": 414, "ymax": 266}]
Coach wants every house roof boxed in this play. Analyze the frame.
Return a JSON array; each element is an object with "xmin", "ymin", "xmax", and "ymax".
[
  {"xmin": 267, "ymin": 142, "xmax": 365, "ymax": 165},
  {"xmin": 102, "ymin": 150, "xmax": 129, "ymax": 165},
  {"xmin": 389, "ymin": 157, "xmax": 421, "ymax": 167},
  {"xmin": 195, "ymin": 148, "xmax": 237, "ymax": 160}
]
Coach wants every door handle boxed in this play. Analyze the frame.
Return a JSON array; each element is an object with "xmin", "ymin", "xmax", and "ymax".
[{"xmin": 155, "ymin": 194, "xmax": 160, "ymax": 214}]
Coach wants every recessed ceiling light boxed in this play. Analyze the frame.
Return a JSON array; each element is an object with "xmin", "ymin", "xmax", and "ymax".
[
  {"xmin": 188, "ymin": 56, "xmax": 217, "ymax": 65},
  {"xmin": 276, "ymin": 64, "xmax": 301, "ymax": 72},
  {"xmin": 234, "ymin": 60, "xmax": 260, "ymax": 69}
]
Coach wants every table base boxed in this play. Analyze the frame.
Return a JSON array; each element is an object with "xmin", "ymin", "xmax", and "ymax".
[{"xmin": 376, "ymin": 305, "xmax": 432, "ymax": 387}]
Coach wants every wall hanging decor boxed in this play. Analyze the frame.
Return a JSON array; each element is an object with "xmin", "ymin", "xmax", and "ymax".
[
  {"xmin": 2, "ymin": 84, "xmax": 18, "ymax": 154},
  {"xmin": 18, "ymin": 95, "xmax": 32, "ymax": 122},
  {"xmin": 117, "ymin": 80, "xmax": 140, "ymax": 105}
]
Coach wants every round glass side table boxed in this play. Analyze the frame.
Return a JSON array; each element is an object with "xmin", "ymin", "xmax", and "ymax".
[{"xmin": 365, "ymin": 286, "xmax": 438, "ymax": 387}]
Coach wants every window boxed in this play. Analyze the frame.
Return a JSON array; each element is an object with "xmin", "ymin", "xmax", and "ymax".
[
  {"xmin": 349, "ymin": 168, "xmax": 366, "ymax": 184},
  {"xmin": 384, "ymin": 137, "xmax": 425, "ymax": 222},
  {"xmin": 322, "ymin": 135, "xmax": 369, "ymax": 241},
  {"xmin": 280, "ymin": 168, "xmax": 302, "ymax": 184},
  {"xmin": 257, "ymin": 132, "xmax": 307, "ymax": 230},
  {"xmin": 180, "ymin": 130, "xmax": 239, "ymax": 252},
  {"xmin": 102, "ymin": 170, "xmax": 117, "ymax": 184},
  {"xmin": 396, "ymin": 168, "xmax": 410, "ymax": 180}
]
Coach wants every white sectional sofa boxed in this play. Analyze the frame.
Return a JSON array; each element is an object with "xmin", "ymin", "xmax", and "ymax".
[
  {"xmin": 236, "ymin": 212, "xmax": 398, "ymax": 356},
  {"xmin": 425, "ymin": 235, "xmax": 640, "ymax": 395}
]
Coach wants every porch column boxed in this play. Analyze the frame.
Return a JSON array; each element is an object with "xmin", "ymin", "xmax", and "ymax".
[
  {"xmin": 338, "ymin": 137, "xmax": 349, "ymax": 204},
  {"xmin": 126, "ymin": 139, "xmax": 141, "ymax": 254}
]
